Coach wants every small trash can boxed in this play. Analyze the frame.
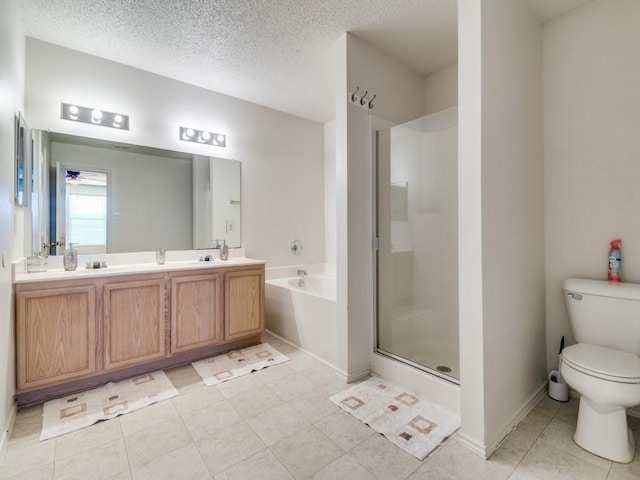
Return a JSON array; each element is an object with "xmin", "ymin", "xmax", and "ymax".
[{"xmin": 548, "ymin": 370, "xmax": 569, "ymax": 402}]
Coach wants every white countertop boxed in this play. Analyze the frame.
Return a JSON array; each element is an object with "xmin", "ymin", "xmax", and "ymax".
[{"xmin": 13, "ymin": 249, "xmax": 265, "ymax": 284}]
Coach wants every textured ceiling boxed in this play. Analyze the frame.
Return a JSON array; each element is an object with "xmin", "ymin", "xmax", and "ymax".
[
  {"xmin": 18, "ymin": 1, "xmax": 593, "ymax": 123},
  {"xmin": 19, "ymin": 0, "xmax": 458, "ymax": 123}
]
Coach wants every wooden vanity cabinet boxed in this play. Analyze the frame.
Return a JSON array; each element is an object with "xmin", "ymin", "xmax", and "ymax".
[
  {"xmin": 16, "ymin": 284, "xmax": 97, "ymax": 392},
  {"xmin": 224, "ymin": 267, "xmax": 265, "ymax": 341},
  {"xmin": 103, "ymin": 275, "xmax": 167, "ymax": 371},
  {"xmin": 14, "ymin": 263, "xmax": 265, "ymax": 403},
  {"xmin": 170, "ymin": 272, "xmax": 223, "ymax": 354}
]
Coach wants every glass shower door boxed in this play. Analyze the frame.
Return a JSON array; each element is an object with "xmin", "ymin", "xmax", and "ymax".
[{"xmin": 375, "ymin": 107, "xmax": 459, "ymax": 381}]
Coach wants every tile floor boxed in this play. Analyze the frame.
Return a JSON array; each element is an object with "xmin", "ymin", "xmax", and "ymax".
[{"xmin": 1, "ymin": 332, "xmax": 640, "ymax": 480}]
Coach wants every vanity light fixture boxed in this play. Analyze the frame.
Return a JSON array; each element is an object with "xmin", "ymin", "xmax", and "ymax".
[
  {"xmin": 61, "ymin": 103, "xmax": 130, "ymax": 130},
  {"xmin": 179, "ymin": 126, "xmax": 226, "ymax": 147}
]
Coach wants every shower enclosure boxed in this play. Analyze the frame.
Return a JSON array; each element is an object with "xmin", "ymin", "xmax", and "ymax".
[{"xmin": 375, "ymin": 107, "xmax": 459, "ymax": 382}]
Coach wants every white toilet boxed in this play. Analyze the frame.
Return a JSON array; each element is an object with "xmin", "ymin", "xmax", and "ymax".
[{"xmin": 560, "ymin": 278, "xmax": 640, "ymax": 463}]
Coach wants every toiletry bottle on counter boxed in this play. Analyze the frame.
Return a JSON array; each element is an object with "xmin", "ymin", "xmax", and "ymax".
[
  {"xmin": 608, "ymin": 239, "xmax": 622, "ymax": 282},
  {"xmin": 220, "ymin": 240, "xmax": 229, "ymax": 261},
  {"xmin": 63, "ymin": 243, "xmax": 78, "ymax": 271}
]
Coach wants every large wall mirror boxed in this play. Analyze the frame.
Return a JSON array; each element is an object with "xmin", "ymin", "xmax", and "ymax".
[{"xmin": 31, "ymin": 130, "xmax": 241, "ymax": 255}]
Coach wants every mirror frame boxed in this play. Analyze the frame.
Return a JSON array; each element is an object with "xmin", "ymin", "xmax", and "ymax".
[{"xmin": 15, "ymin": 112, "xmax": 29, "ymax": 207}]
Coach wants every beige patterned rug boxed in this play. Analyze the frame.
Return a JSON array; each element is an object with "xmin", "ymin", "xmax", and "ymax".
[
  {"xmin": 192, "ymin": 343, "xmax": 289, "ymax": 386},
  {"xmin": 41, "ymin": 371, "xmax": 179, "ymax": 441},
  {"xmin": 330, "ymin": 376, "xmax": 460, "ymax": 460}
]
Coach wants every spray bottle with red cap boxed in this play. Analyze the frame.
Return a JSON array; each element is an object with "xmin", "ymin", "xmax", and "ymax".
[{"xmin": 608, "ymin": 239, "xmax": 622, "ymax": 282}]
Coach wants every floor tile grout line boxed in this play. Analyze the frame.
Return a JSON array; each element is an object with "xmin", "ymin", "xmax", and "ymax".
[
  {"xmin": 51, "ymin": 432, "xmax": 59, "ymax": 480},
  {"xmin": 604, "ymin": 460, "xmax": 613, "ymax": 480},
  {"xmin": 266, "ymin": 445, "xmax": 298, "ymax": 479},
  {"xmin": 503, "ymin": 410, "xmax": 557, "ymax": 480},
  {"xmin": 507, "ymin": 398, "xmax": 617, "ymax": 479},
  {"xmin": 116, "ymin": 418, "xmax": 133, "ymax": 480},
  {"xmin": 176, "ymin": 389, "xmax": 241, "ymax": 477}
]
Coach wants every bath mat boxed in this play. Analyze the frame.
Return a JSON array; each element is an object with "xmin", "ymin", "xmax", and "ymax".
[
  {"xmin": 330, "ymin": 377, "xmax": 459, "ymax": 460},
  {"xmin": 192, "ymin": 343, "xmax": 289, "ymax": 386},
  {"xmin": 41, "ymin": 370, "xmax": 179, "ymax": 441}
]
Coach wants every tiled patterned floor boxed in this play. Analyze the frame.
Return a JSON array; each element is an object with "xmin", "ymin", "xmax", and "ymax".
[{"xmin": 2, "ymin": 332, "xmax": 640, "ymax": 480}]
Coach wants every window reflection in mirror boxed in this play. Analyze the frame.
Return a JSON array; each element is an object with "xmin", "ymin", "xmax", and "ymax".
[
  {"xmin": 30, "ymin": 130, "xmax": 241, "ymax": 255},
  {"xmin": 63, "ymin": 169, "xmax": 108, "ymax": 255}
]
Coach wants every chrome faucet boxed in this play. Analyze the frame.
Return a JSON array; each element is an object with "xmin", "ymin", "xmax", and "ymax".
[
  {"xmin": 42, "ymin": 240, "xmax": 65, "ymax": 256},
  {"xmin": 297, "ymin": 269, "xmax": 307, "ymax": 277}
]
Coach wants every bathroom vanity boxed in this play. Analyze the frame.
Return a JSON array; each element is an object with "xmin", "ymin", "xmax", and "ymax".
[{"xmin": 13, "ymin": 258, "xmax": 265, "ymax": 406}]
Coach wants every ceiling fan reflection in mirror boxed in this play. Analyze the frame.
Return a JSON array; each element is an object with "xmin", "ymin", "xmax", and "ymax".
[{"xmin": 65, "ymin": 169, "xmax": 107, "ymax": 186}]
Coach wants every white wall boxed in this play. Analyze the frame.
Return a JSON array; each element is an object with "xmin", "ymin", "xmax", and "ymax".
[
  {"xmin": 335, "ymin": 33, "xmax": 425, "ymax": 379},
  {"xmin": 0, "ymin": 1, "xmax": 24, "ymax": 459},
  {"xmin": 323, "ymin": 120, "xmax": 336, "ymax": 265},
  {"xmin": 25, "ymin": 39, "xmax": 325, "ymax": 267},
  {"xmin": 424, "ymin": 63, "xmax": 458, "ymax": 115},
  {"xmin": 459, "ymin": 0, "xmax": 546, "ymax": 456},
  {"xmin": 347, "ymin": 36, "xmax": 426, "ymax": 126},
  {"xmin": 544, "ymin": 0, "xmax": 640, "ymax": 370},
  {"xmin": 50, "ymin": 141, "xmax": 193, "ymax": 253}
]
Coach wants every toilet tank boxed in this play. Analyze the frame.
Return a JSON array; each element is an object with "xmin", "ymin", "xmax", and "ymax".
[{"xmin": 564, "ymin": 278, "xmax": 640, "ymax": 355}]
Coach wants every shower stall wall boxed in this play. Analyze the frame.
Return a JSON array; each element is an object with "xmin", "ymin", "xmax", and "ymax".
[{"xmin": 376, "ymin": 107, "xmax": 459, "ymax": 382}]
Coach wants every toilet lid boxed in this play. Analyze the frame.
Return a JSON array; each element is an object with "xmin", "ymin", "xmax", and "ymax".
[{"xmin": 563, "ymin": 344, "xmax": 640, "ymax": 383}]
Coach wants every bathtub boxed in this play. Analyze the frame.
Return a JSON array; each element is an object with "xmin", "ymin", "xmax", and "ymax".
[{"xmin": 265, "ymin": 265, "xmax": 338, "ymax": 369}]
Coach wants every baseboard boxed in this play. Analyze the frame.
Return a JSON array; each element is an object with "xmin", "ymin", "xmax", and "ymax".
[
  {"xmin": 458, "ymin": 381, "xmax": 547, "ymax": 459},
  {"xmin": 346, "ymin": 368, "xmax": 371, "ymax": 383},
  {"xmin": 0, "ymin": 403, "xmax": 17, "ymax": 466},
  {"xmin": 264, "ymin": 329, "xmax": 355, "ymax": 382},
  {"xmin": 457, "ymin": 431, "xmax": 488, "ymax": 458}
]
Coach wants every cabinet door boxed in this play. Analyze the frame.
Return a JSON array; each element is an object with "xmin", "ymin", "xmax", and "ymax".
[
  {"xmin": 224, "ymin": 268, "xmax": 264, "ymax": 341},
  {"xmin": 104, "ymin": 277, "xmax": 166, "ymax": 370},
  {"xmin": 171, "ymin": 273, "xmax": 223, "ymax": 354},
  {"xmin": 16, "ymin": 285, "xmax": 96, "ymax": 391}
]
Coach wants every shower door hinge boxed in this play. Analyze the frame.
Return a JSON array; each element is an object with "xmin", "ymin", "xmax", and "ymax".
[{"xmin": 374, "ymin": 237, "xmax": 382, "ymax": 251}]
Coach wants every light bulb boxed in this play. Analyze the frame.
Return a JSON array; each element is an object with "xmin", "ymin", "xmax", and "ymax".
[
  {"xmin": 200, "ymin": 131, "xmax": 211, "ymax": 142},
  {"xmin": 113, "ymin": 114, "xmax": 123, "ymax": 127},
  {"xmin": 215, "ymin": 134, "xmax": 226, "ymax": 144},
  {"xmin": 68, "ymin": 105, "xmax": 79, "ymax": 119},
  {"xmin": 91, "ymin": 109, "xmax": 103, "ymax": 123}
]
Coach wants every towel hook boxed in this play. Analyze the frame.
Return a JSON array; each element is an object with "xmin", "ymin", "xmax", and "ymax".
[
  {"xmin": 360, "ymin": 90, "xmax": 369, "ymax": 106},
  {"xmin": 350, "ymin": 86, "xmax": 360, "ymax": 102},
  {"xmin": 368, "ymin": 94, "xmax": 376, "ymax": 109}
]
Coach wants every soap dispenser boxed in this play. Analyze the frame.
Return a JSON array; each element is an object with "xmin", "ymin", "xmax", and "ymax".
[{"xmin": 220, "ymin": 239, "xmax": 229, "ymax": 261}]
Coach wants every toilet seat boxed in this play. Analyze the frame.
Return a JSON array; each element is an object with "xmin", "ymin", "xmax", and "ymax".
[{"xmin": 562, "ymin": 344, "xmax": 640, "ymax": 384}]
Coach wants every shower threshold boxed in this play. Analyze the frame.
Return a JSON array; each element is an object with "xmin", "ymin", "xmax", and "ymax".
[{"xmin": 376, "ymin": 348, "xmax": 460, "ymax": 385}]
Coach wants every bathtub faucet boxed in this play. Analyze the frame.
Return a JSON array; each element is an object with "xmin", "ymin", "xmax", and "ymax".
[{"xmin": 297, "ymin": 269, "xmax": 307, "ymax": 277}]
